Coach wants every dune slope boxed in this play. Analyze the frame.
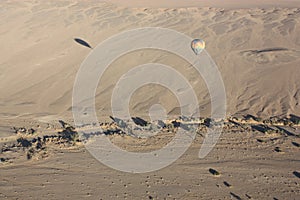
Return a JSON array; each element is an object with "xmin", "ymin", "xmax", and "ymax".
[{"xmin": 0, "ymin": 0, "xmax": 299, "ymax": 120}]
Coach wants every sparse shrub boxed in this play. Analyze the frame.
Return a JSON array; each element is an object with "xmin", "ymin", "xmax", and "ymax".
[
  {"xmin": 27, "ymin": 148, "xmax": 35, "ymax": 160},
  {"xmin": 58, "ymin": 127, "xmax": 80, "ymax": 143},
  {"xmin": 17, "ymin": 137, "xmax": 32, "ymax": 148}
]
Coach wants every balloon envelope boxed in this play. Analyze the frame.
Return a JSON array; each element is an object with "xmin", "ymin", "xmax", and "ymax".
[{"xmin": 191, "ymin": 39, "xmax": 205, "ymax": 55}]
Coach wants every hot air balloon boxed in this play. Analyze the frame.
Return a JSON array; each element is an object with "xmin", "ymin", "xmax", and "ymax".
[{"xmin": 191, "ymin": 39, "xmax": 205, "ymax": 55}]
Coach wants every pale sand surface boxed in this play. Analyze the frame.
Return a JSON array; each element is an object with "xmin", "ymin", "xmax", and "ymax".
[
  {"xmin": 110, "ymin": 0, "xmax": 300, "ymax": 8},
  {"xmin": 1, "ymin": 0, "xmax": 300, "ymax": 199},
  {"xmin": 1, "ymin": 0, "xmax": 300, "ymax": 119}
]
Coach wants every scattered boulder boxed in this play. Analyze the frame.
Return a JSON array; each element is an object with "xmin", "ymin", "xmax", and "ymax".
[
  {"xmin": 32, "ymin": 137, "xmax": 44, "ymax": 150},
  {"xmin": 209, "ymin": 168, "xmax": 220, "ymax": 176},
  {"xmin": 15, "ymin": 127, "xmax": 27, "ymax": 134},
  {"xmin": 274, "ymin": 147, "xmax": 282, "ymax": 153},
  {"xmin": 27, "ymin": 148, "xmax": 35, "ymax": 160},
  {"xmin": 13, "ymin": 127, "xmax": 35, "ymax": 135},
  {"xmin": 0, "ymin": 157, "xmax": 9, "ymax": 163},
  {"xmin": 223, "ymin": 181, "xmax": 231, "ymax": 187},
  {"xmin": 27, "ymin": 128, "xmax": 35, "ymax": 135},
  {"xmin": 230, "ymin": 192, "xmax": 242, "ymax": 200}
]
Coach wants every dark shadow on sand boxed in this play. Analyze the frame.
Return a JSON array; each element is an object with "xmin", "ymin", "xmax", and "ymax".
[
  {"xmin": 230, "ymin": 192, "xmax": 242, "ymax": 200},
  {"xmin": 275, "ymin": 126, "xmax": 296, "ymax": 136},
  {"xmin": 293, "ymin": 171, "xmax": 300, "ymax": 179},
  {"xmin": 243, "ymin": 114, "xmax": 260, "ymax": 121},
  {"xmin": 243, "ymin": 47, "xmax": 289, "ymax": 54},
  {"xmin": 132, "ymin": 117, "xmax": 148, "ymax": 127},
  {"xmin": 291, "ymin": 141, "xmax": 300, "ymax": 147},
  {"xmin": 208, "ymin": 168, "xmax": 220, "ymax": 176},
  {"xmin": 74, "ymin": 38, "xmax": 93, "ymax": 49},
  {"xmin": 251, "ymin": 124, "xmax": 272, "ymax": 133},
  {"xmin": 290, "ymin": 114, "xmax": 300, "ymax": 124}
]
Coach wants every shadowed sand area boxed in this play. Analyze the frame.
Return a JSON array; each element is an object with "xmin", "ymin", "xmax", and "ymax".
[{"xmin": 0, "ymin": 0, "xmax": 300, "ymax": 199}]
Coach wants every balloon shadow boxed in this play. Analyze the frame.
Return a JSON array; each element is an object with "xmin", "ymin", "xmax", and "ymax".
[{"xmin": 74, "ymin": 38, "xmax": 93, "ymax": 49}]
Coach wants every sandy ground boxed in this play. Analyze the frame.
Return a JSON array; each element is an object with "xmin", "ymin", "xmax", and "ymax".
[
  {"xmin": 1, "ymin": 0, "xmax": 300, "ymax": 199},
  {"xmin": 1, "ymin": 0, "xmax": 300, "ymax": 119},
  {"xmin": 1, "ymin": 117, "xmax": 300, "ymax": 199},
  {"xmin": 110, "ymin": 0, "xmax": 300, "ymax": 9}
]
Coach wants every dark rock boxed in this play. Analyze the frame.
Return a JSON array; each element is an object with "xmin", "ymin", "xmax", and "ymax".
[
  {"xmin": 274, "ymin": 147, "xmax": 282, "ymax": 152},
  {"xmin": 27, "ymin": 128, "xmax": 35, "ymax": 135},
  {"xmin": 230, "ymin": 192, "xmax": 242, "ymax": 200},
  {"xmin": 0, "ymin": 157, "xmax": 8, "ymax": 163},
  {"xmin": 36, "ymin": 140, "xmax": 43, "ymax": 150},
  {"xmin": 223, "ymin": 181, "xmax": 231, "ymax": 187},
  {"xmin": 17, "ymin": 127, "xmax": 27, "ymax": 134},
  {"xmin": 209, "ymin": 168, "xmax": 220, "ymax": 176},
  {"xmin": 27, "ymin": 148, "xmax": 35, "ymax": 160}
]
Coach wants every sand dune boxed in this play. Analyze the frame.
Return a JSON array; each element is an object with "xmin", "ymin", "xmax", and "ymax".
[{"xmin": 0, "ymin": 0, "xmax": 300, "ymax": 120}]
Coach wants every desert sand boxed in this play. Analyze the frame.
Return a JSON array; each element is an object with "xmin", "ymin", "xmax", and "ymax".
[{"xmin": 1, "ymin": 0, "xmax": 300, "ymax": 199}]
